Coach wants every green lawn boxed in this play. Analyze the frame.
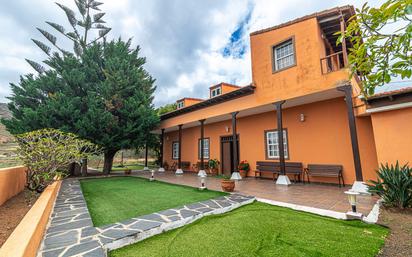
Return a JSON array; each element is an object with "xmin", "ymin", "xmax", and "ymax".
[
  {"xmin": 80, "ymin": 177, "xmax": 227, "ymax": 226},
  {"xmin": 110, "ymin": 202, "xmax": 388, "ymax": 257},
  {"xmin": 111, "ymin": 164, "xmax": 144, "ymax": 171}
]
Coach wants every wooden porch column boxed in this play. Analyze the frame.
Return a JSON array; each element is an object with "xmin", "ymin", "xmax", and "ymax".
[
  {"xmin": 230, "ymin": 111, "xmax": 241, "ymax": 180},
  {"xmin": 198, "ymin": 119, "xmax": 207, "ymax": 176},
  {"xmin": 144, "ymin": 142, "xmax": 149, "ymax": 170},
  {"xmin": 340, "ymin": 15, "xmax": 348, "ymax": 67},
  {"xmin": 274, "ymin": 100, "xmax": 290, "ymax": 185},
  {"xmin": 176, "ymin": 124, "xmax": 184, "ymax": 174},
  {"xmin": 158, "ymin": 129, "xmax": 165, "ymax": 172},
  {"xmin": 337, "ymin": 85, "xmax": 363, "ymax": 181},
  {"xmin": 274, "ymin": 101, "xmax": 286, "ymax": 175}
]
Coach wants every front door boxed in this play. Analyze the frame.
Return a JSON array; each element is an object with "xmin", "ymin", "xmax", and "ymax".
[{"xmin": 220, "ymin": 135, "xmax": 239, "ymax": 176}]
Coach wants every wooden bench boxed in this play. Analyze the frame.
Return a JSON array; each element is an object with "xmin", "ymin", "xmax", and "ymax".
[
  {"xmin": 192, "ymin": 161, "xmax": 209, "ymax": 171},
  {"xmin": 254, "ymin": 161, "xmax": 303, "ymax": 182},
  {"xmin": 304, "ymin": 164, "xmax": 344, "ymax": 187}
]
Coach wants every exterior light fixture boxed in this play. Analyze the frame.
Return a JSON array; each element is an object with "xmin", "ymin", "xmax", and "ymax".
[
  {"xmin": 344, "ymin": 190, "xmax": 363, "ymax": 219},
  {"xmin": 225, "ymin": 126, "xmax": 230, "ymax": 133},
  {"xmin": 300, "ymin": 113, "xmax": 305, "ymax": 122},
  {"xmin": 199, "ymin": 174, "xmax": 207, "ymax": 190},
  {"xmin": 150, "ymin": 170, "xmax": 155, "ymax": 181}
]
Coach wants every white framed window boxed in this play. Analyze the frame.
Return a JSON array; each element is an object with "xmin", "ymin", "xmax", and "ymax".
[
  {"xmin": 198, "ymin": 138, "xmax": 210, "ymax": 159},
  {"xmin": 172, "ymin": 142, "xmax": 179, "ymax": 159},
  {"xmin": 177, "ymin": 101, "xmax": 184, "ymax": 109},
  {"xmin": 210, "ymin": 87, "xmax": 221, "ymax": 98},
  {"xmin": 273, "ymin": 39, "xmax": 295, "ymax": 71},
  {"xmin": 265, "ymin": 130, "xmax": 288, "ymax": 159}
]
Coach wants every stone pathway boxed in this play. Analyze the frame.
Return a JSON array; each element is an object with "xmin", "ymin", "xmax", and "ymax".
[{"xmin": 37, "ymin": 179, "xmax": 254, "ymax": 257}]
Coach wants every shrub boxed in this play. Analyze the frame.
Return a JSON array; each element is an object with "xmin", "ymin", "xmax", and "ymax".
[
  {"xmin": 368, "ymin": 162, "xmax": 412, "ymax": 208},
  {"xmin": 16, "ymin": 128, "xmax": 100, "ymax": 192},
  {"xmin": 238, "ymin": 160, "xmax": 250, "ymax": 172}
]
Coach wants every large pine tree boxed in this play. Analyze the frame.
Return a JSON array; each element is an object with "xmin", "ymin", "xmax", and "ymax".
[{"xmin": 4, "ymin": 39, "xmax": 159, "ymax": 173}]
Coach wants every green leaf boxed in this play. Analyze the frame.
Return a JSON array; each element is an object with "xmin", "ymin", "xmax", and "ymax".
[
  {"xmin": 75, "ymin": 0, "xmax": 86, "ymax": 16},
  {"xmin": 89, "ymin": 1, "xmax": 103, "ymax": 11},
  {"xmin": 406, "ymin": 4, "xmax": 412, "ymax": 15},
  {"xmin": 93, "ymin": 13, "xmax": 105, "ymax": 22},
  {"xmin": 99, "ymin": 28, "xmax": 111, "ymax": 37},
  {"xmin": 74, "ymin": 41, "xmax": 82, "ymax": 56}
]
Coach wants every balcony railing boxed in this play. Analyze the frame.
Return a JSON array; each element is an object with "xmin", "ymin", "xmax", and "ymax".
[{"xmin": 320, "ymin": 51, "xmax": 346, "ymax": 74}]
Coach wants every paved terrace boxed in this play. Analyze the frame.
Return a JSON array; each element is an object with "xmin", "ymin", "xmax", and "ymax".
[{"xmin": 135, "ymin": 170, "xmax": 378, "ymax": 215}]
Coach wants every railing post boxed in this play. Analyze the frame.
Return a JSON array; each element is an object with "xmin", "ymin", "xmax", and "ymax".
[{"xmin": 340, "ymin": 16, "xmax": 348, "ymax": 67}]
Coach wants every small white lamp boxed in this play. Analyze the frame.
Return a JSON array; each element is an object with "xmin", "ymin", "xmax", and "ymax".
[
  {"xmin": 199, "ymin": 174, "xmax": 207, "ymax": 190},
  {"xmin": 150, "ymin": 170, "xmax": 155, "ymax": 181}
]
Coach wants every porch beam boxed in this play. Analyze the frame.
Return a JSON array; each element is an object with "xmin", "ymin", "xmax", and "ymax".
[
  {"xmin": 274, "ymin": 101, "xmax": 286, "ymax": 175},
  {"xmin": 337, "ymin": 84, "xmax": 363, "ymax": 181}
]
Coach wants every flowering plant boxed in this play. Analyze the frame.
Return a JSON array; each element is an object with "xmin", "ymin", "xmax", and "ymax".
[{"xmin": 238, "ymin": 160, "xmax": 250, "ymax": 172}]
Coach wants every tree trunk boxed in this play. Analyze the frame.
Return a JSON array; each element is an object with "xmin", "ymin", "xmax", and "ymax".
[
  {"xmin": 81, "ymin": 158, "xmax": 88, "ymax": 177},
  {"xmin": 103, "ymin": 149, "xmax": 117, "ymax": 174}
]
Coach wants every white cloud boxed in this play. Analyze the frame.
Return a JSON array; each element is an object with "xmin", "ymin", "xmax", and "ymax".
[{"xmin": 0, "ymin": 0, "xmax": 392, "ymax": 106}]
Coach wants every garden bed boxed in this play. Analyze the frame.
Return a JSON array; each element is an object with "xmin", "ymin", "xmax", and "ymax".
[
  {"xmin": 110, "ymin": 202, "xmax": 388, "ymax": 257},
  {"xmin": 0, "ymin": 189, "xmax": 38, "ymax": 247},
  {"xmin": 80, "ymin": 176, "xmax": 227, "ymax": 226},
  {"xmin": 377, "ymin": 207, "xmax": 412, "ymax": 257}
]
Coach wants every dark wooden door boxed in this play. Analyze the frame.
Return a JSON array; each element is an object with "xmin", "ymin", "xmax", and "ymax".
[
  {"xmin": 221, "ymin": 141, "xmax": 232, "ymax": 176},
  {"xmin": 220, "ymin": 135, "xmax": 239, "ymax": 176}
]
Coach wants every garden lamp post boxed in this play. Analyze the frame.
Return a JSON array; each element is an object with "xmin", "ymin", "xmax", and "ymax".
[
  {"xmin": 344, "ymin": 190, "xmax": 362, "ymax": 219},
  {"xmin": 199, "ymin": 173, "xmax": 207, "ymax": 190},
  {"xmin": 150, "ymin": 169, "xmax": 155, "ymax": 181}
]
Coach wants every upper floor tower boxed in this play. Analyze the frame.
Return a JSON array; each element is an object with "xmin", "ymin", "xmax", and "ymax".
[{"xmin": 250, "ymin": 6, "xmax": 355, "ymax": 101}]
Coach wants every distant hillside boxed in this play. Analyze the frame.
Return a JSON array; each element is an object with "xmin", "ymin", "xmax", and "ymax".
[{"xmin": 0, "ymin": 103, "xmax": 13, "ymax": 143}]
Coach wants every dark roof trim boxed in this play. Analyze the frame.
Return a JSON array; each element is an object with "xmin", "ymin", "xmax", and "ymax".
[
  {"xmin": 364, "ymin": 87, "xmax": 412, "ymax": 109},
  {"xmin": 160, "ymin": 85, "xmax": 256, "ymax": 120},
  {"xmin": 250, "ymin": 5, "xmax": 354, "ymax": 36}
]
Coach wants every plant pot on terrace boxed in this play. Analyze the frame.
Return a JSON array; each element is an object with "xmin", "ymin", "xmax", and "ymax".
[
  {"xmin": 124, "ymin": 168, "xmax": 131, "ymax": 175},
  {"xmin": 238, "ymin": 160, "xmax": 250, "ymax": 178},
  {"xmin": 221, "ymin": 177, "xmax": 235, "ymax": 192}
]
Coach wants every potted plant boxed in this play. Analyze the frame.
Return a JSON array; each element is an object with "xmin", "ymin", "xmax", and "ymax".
[
  {"xmin": 208, "ymin": 159, "xmax": 220, "ymax": 175},
  {"xmin": 221, "ymin": 175, "xmax": 235, "ymax": 192},
  {"xmin": 238, "ymin": 160, "xmax": 250, "ymax": 178},
  {"xmin": 124, "ymin": 167, "xmax": 131, "ymax": 175}
]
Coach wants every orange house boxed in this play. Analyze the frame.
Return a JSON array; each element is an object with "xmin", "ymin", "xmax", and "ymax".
[{"xmin": 154, "ymin": 6, "xmax": 412, "ymax": 188}]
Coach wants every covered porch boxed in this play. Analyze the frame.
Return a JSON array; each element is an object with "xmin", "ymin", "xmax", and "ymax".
[{"xmin": 135, "ymin": 170, "xmax": 378, "ymax": 216}]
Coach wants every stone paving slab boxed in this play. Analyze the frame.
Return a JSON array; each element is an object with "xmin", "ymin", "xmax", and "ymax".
[{"xmin": 37, "ymin": 178, "xmax": 255, "ymax": 257}]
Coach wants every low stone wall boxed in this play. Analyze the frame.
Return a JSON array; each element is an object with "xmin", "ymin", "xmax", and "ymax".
[
  {"xmin": 0, "ymin": 166, "xmax": 26, "ymax": 206},
  {"xmin": 0, "ymin": 180, "xmax": 61, "ymax": 257}
]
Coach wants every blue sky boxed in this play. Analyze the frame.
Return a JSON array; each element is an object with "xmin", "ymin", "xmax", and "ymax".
[{"xmin": 0, "ymin": 0, "xmax": 405, "ymax": 107}]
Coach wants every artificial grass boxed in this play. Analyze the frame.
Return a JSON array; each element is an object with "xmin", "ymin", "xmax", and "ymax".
[
  {"xmin": 80, "ymin": 177, "xmax": 227, "ymax": 226},
  {"xmin": 110, "ymin": 202, "xmax": 388, "ymax": 257}
]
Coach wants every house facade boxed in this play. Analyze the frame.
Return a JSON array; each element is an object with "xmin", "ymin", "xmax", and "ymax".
[{"xmin": 154, "ymin": 5, "xmax": 412, "ymax": 185}]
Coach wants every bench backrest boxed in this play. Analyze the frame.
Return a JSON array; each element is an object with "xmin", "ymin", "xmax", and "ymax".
[
  {"xmin": 307, "ymin": 164, "xmax": 342, "ymax": 174},
  {"xmin": 256, "ymin": 161, "xmax": 303, "ymax": 173},
  {"xmin": 181, "ymin": 161, "xmax": 191, "ymax": 168}
]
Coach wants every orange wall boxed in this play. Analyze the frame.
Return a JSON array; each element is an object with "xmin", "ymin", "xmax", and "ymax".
[
  {"xmin": 0, "ymin": 166, "xmax": 26, "ymax": 206},
  {"xmin": 371, "ymin": 107, "xmax": 412, "ymax": 166},
  {"xmin": 160, "ymin": 17, "xmax": 352, "ymax": 129},
  {"xmin": 163, "ymin": 98, "xmax": 378, "ymax": 184},
  {"xmin": 0, "ymin": 181, "xmax": 61, "ymax": 257}
]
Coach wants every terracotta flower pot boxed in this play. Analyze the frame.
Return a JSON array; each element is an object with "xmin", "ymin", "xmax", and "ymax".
[
  {"xmin": 124, "ymin": 169, "xmax": 131, "ymax": 175},
  {"xmin": 221, "ymin": 179, "xmax": 235, "ymax": 192},
  {"xmin": 239, "ymin": 170, "xmax": 248, "ymax": 178},
  {"xmin": 209, "ymin": 168, "xmax": 218, "ymax": 176}
]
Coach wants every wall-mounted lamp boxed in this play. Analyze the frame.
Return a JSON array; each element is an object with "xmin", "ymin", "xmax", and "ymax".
[
  {"xmin": 300, "ymin": 113, "xmax": 305, "ymax": 122},
  {"xmin": 225, "ymin": 126, "xmax": 230, "ymax": 133},
  {"xmin": 166, "ymin": 136, "xmax": 169, "ymax": 141}
]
